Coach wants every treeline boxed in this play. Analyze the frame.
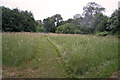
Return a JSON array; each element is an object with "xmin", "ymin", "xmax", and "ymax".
[
  {"xmin": 2, "ymin": 6, "xmax": 38, "ymax": 32},
  {"xmin": 2, "ymin": 2, "xmax": 120, "ymax": 35}
]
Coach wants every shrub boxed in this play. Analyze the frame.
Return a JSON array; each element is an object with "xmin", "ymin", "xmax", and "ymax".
[
  {"xmin": 56, "ymin": 23, "xmax": 76, "ymax": 34},
  {"xmin": 96, "ymin": 31, "xmax": 109, "ymax": 36}
]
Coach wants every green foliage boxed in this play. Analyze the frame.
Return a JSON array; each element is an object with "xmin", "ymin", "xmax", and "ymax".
[
  {"xmin": 90, "ymin": 13, "xmax": 105, "ymax": 29},
  {"xmin": 43, "ymin": 14, "xmax": 63, "ymax": 33},
  {"xmin": 95, "ymin": 15, "xmax": 108, "ymax": 32},
  {"xmin": 36, "ymin": 22, "xmax": 46, "ymax": 32},
  {"xmin": 66, "ymin": 18, "xmax": 74, "ymax": 23},
  {"xmin": 52, "ymin": 14, "xmax": 63, "ymax": 27},
  {"xmin": 43, "ymin": 17, "xmax": 56, "ymax": 33},
  {"xmin": 96, "ymin": 31, "xmax": 109, "ymax": 36},
  {"xmin": 56, "ymin": 22, "xmax": 93, "ymax": 34},
  {"xmin": 82, "ymin": 2, "xmax": 105, "ymax": 17},
  {"xmin": 106, "ymin": 8, "xmax": 120, "ymax": 34},
  {"xmin": 56, "ymin": 23, "xmax": 92, "ymax": 34},
  {"xmin": 2, "ymin": 6, "xmax": 38, "ymax": 32},
  {"xmin": 81, "ymin": 2, "xmax": 105, "ymax": 28},
  {"xmin": 2, "ymin": 4, "xmax": 118, "ymax": 35},
  {"xmin": 56, "ymin": 23, "xmax": 76, "ymax": 34}
]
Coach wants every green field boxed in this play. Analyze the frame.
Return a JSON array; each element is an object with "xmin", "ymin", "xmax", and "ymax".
[{"xmin": 2, "ymin": 33, "xmax": 118, "ymax": 78}]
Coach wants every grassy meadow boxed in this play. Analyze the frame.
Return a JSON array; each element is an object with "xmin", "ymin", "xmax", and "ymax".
[{"xmin": 2, "ymin": 32, "xmax": 118, "ymax": 78}]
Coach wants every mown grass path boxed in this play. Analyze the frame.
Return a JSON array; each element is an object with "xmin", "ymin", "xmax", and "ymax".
[
  {"xmin": 29, "ymin": 36, "xmax": 66, "ymax": 78},
  {"xmin": 3, "ymin": 33, "xmax": 118, "ymax": 78},
  {"xmin": 3, "ymin": 35, "xmax": 66, "ymax": 78}
]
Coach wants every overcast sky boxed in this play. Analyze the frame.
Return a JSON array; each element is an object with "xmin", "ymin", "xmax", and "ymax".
[{"xmin": 0, "ymin": 0, "xmax": 119, "ymax": 21}]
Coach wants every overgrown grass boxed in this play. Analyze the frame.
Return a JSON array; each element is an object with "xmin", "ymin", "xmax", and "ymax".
[
  {"xmin": 2, "ymin": 33, "xmax": 118, "ymax": 78},
  {"xmin": 49, "ymin": 34, "xmax": 118, "ymax": 78},
  {"xmin": 2, "ymin": 32, "xmax": 39, "ymax": 67},
  {"xmin": 2, "ymin": 33, "xmax": 66, "ymax": 78}
]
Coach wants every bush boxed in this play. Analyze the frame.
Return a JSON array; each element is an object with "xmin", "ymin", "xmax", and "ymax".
[
  {"xmin": 96, "ymin": 31, "xmax": 109, "ymax": 36},
  {"xmin": 56, "ymin": 23, "xmax": 76, "ymax": 34}
]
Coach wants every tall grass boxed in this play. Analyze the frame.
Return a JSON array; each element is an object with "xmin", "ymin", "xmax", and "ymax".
[
  {"xmin": 2, "ymin": 32, "xmax": 40, "ymax": 67},
  {"xmin": 2, "ymin": 33, "xmax": 118, "ymax": 78},
  {"xmin": 49, "ymin": 34, "xmax": 118, "ymax": 78},
  {"xmin": 2, "ymin": 33, "xmax": 66, "ymax": 78}
]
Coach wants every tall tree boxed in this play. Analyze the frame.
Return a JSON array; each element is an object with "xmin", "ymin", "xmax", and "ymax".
[
  {"xmin": 90, "ymin": 13, "xmax": 108, "ymax": 31},
  {"xmin": 2, "ymin": 6, "xmax": 38, "ymax": 32},
  {"xmin": 43, "ymin": 14, "xmax": 63, "ymax": 33},
  {"xmin": 43, "ymin": 17, "xmax": 56, "ymax": 33},
  {"xmin": 52, "ymin": 14, "xmax": 63, "ymax": 27},
  {"xmin": 107, "ymin": 8, "xmax": 120, "ymax": 34},
  {"xmin": 96, "ymin": 16, "xmax": 108, "ymax": 32},
  {"xmin": 73, "ymin": 14, "xmax": 82, "ymax": 20},
  {"xmin": 81, "ymin": 2, "xmax": 105, "ymax": 27},
  {"xmin": 82, "ymin": 2, "xmax": 105, "ymax": 17},
  {"xmin": 36, "ymin": 20, "xmax": 46, "ymax": 32}
]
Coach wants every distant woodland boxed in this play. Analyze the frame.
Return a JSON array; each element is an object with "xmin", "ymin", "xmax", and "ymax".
[{"xmin": 2, "ymin": 2, "xmax": 120, "ymax": 36}]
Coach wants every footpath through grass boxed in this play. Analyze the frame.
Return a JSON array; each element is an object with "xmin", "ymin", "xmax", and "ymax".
[
  {"xmin": 48, "ymin": 34, "xmax": 118, "ymax": 78},
  {"xmin": 2, "ymin": 33, "xmax": 66, "ymax": 78},
  {"xmin": 2, "ymin": 33, "xmax": 119, "ymax": 78}
]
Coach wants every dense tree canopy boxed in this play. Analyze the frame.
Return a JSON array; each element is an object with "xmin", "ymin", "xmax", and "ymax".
[
  {"xmin": 56, "ymin": 23, "xmax": 76, "ymax": 34},
  {"xmin": 96, "ymin": 16, "xmax": 108, "ymax": 32},
  {"xmin": 43, "ymin": 17, "xmax": 56, "ymax": 33},
  {"xmin": 2, "ymin": 6, "xmax": 38, "ymax": 32},
  {"xmin": 81, "ymin": 2, "xmax": 105, "ymax": 28},
  {"xmin": 43, "ymin": 14, "xmax": 63, "ymax": 33},
  {"xmin": 52, "ymin": 14, "xmax": 63, "ymax": 27},
  {"xmin": 82, "ymin": 2, "xmax": 105, "ymax": 17},
  {"xmin": 2, "ymin": 2, "xmax": 119, "ymax": 36},
  {"xmin": 106, "ymin": 8, "xmax": 120, "ymax": 34}
]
